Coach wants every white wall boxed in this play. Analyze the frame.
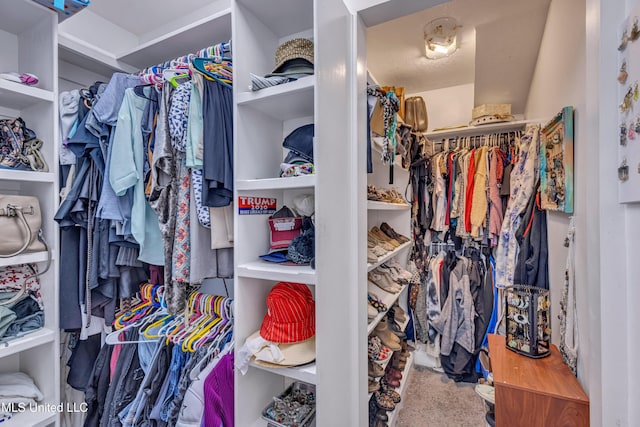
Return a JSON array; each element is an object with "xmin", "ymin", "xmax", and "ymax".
[
  {"xmin": 407, "ymin": 83, "xmax": 474, "ymax": 132},
  {"xmin": 524, "ymin": 0, "xmax": 588, "ymax": 388}
]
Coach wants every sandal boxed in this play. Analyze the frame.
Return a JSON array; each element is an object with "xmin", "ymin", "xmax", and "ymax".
[
  {"xmin": 373, "ymin": 391, "xmax": 396, "ymax": 411},
  {"xmin": 368, "ymin": 336, "xmax": 391, "ymax": 362},
  {"xmin": 368, "ymin": 293, "xmax": 388, "ymax": 312}
]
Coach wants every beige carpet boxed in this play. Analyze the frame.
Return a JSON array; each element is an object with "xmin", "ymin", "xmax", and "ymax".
[{"xmin": 396, "ymin": 366, "xmax": 487, "ymax": 427}]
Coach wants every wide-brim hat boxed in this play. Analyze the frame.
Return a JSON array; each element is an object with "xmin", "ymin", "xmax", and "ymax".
[
  {"xmin": 270, "ymin": 38, "xmax": 314, "ymax": 74},
  {"xmin": 247, "ymin": 331, "xmax": 316, "ymax": 367}
]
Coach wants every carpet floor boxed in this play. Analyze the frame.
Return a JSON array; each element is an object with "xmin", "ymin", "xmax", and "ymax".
[{"xmin": 396, "ymin": 366, "xmax": 487, "ymax": 427}]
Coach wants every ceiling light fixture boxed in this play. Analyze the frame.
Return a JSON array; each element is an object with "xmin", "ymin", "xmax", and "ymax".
[{"xmin": 424, "ymin": 17, "xmax": 459, "ymax": 60}]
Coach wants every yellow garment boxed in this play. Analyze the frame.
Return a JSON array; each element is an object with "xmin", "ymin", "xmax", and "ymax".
[{"xmin": 470, "ymin": 146, "xmax": 489, "ymax": 238}]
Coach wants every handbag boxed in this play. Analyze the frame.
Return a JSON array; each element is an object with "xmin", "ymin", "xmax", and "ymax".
[
  {"xmin": 404, "ymin": 96, "xmax": 428, "ymax": 132},
  {"xmin": 0, "ymin": 195, "xmax": 45, "ymax": 256}
]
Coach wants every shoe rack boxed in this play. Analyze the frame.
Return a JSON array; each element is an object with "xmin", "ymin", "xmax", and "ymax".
[
  {"xmin": 366, "ymin": 155, "xmax": 414, "ymax": 426},
  {"xmin": 232, "ymin": 0, "xmax": 364, "ymax": 426},
  {"xmin": 0, "ymin": 2, "xmax": 60, "ymax": 426}
]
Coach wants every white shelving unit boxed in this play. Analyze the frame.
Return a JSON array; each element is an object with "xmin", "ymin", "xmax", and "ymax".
[
  {"xmin": 0, "ymin": 2, "xmax": 59, "ymax": 426},
  {"xmin": 367, "ymin": 241, "xmax": 412, "ymax": 272},
  {"xmin": 367, "ymin": 200, "xmax": 411, "ymax": 211},
  {"xmin": 234, "ymin": 0, "xmax": 361, "ymax": 425}
]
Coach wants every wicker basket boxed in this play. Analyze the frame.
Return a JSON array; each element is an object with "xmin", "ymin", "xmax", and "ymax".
[{"xmin": 504, "ymin": 285, "xmax": 551, "ymax": 358}]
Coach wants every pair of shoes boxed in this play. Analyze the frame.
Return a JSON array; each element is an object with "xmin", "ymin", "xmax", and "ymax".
[
  {"xmin": 368, "ymin": 336, "xmax": 392, "ymax": 362},
  {"xmin": 475, "ymin": 384, "xmax": 495, "ymax": 405},
  {"xmin": 386, "ymin": 316, "xmax": 406, "ymax": 339},
  {"xmin": 378, "ymin": 378, "xmax": 401, "ymax": 403},
  {"xmin": 368, "ymin": 272, "xmax": 402, "ymax": 294},
  {"xmin": 368, "ymin": 231, "xmax": 395, "ymax": 252},
  {"xmin": 368, "ymin": 292, "xmax": 388, "ymax": 312},
  {"xmin": 389, "ymin": 305, "xmax": 407, "ymax": 324},
  {"xmin": 371, "ymin": 226, "xmax": 401, "ymax": 248},
  {"xmin": 372, "ymin": 390, "xmax": 396, "ymax": 411},
  {"xmin": 386, "ymin": 259, "xmax": 414, "ymax": 281},
  {"xmin": 391, "ymin": 352, "xmax": 407, "ymax": 370},
  {"xmin": 384, "ymin": 369, "xmax": 401, "ymax": 388},
  {"xmin": 380, "ymin": 222, "xmax": 410, "ymax": 244},
  {"xmin": 373, "ymin": 321, "xmax": 402, "ymax": 351},
  {"xmin": 369, "ymin": 361, "xmax": 384, "ymax": 378},
  {"xmin": 376, "ymin": 264, "xmax": 408, "ymax": 284},
  {"xmin": 368, "ymin": 377, "xmax": 380, "ymax": 393}
]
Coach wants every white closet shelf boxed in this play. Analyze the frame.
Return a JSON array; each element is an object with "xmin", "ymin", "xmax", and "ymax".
[
  {"xmin": 367, "ymin": 283, "xmax": 406, "ymax": 335},
  {"xmin": 0, "ymin": 170, "xmax": 55, "ymax": 183},
  {"xmin": 249, "ymin": 360, "xmax": 316, "ymax": 384},
  {"xmin": 367, "ymin": 241, "xmax": 412, "ymax": 272},
  {"xmin": 5, "ymin": 409, "xmax": 57, "ymax": 427},
  {"xmin": 0, "ymin": 80, "xmax": 54, "ymax": 110},
  {"xmin": 387, "ymin": 352, "xmax": 414, "ymax": 427},
  {"xmin": 236, "ymin": 76, "xmax": 315, "ymax": 121},
  {"xmin": 0, "ymin": 251, "xmax": 50, "ymax": 269},
  {"xmin": 425, "ymin": 119, "xmax": 536, "ymax": 140},
  {"xmin": 117, "ymin": 9, "xmax": 232, "ymax": 69},
  {"xmin": 367, "ymin": 201, "xmax": 410, "ymax": 211},
  {"xmin": 236, "ymin": 175, "xmax": 316, "ymax": 190},
  {"xmin": 58, "ymin": 33, "xmax": 139, "ymax": 75},
  {"xmin": 237, "ymin": 260, "xmax": 316, "ymax": 284},
  {"xmin": 0, "ymin": 0, "xmax": 51, "ymax": 35},
  {"xmin": 0, "ymin": 328, "xmax": 56, "ymax": 359}
]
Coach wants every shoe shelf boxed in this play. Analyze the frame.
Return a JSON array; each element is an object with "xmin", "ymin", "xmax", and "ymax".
[
  {"xmin": 367, "ymin": 200, "xmax": 411, "ymax": 211},
  {"xmin": 386, "ymin": 351, "xmax": 414, "ymax": 427},
  {"xmin": 236, "ymin": 175, "xmax": 316, "ymax": 191},
  {"xmin": 0, "ymin": 170, "xmax": 56, "ymax": 183},
  {"xmin": 0, "ymin": 327, "xmax": 56, "ymax": 359},
  {"xmin": 367, "ymin": 283, "xmax": 406, "ymax": 335},
  {"xmin": 236, "ymin": 76, "xmax": 315, "ymax": 121},
  {"xmin": 367, "ymin": 241, "xmax": 412, "ymax": 272},
  {"xmin": 237, "ymin": 260, "xmax": 317, "ymax": 284},
  {"xmin": 0, "ymin": 79, "xmax": 54, "ymax": 110},
  {"xmin": 249, "ymin": 360, "xmax": 317, "ymax": 385}
]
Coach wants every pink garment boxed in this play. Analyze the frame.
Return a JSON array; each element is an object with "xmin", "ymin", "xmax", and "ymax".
[
  {"xmin": 110, "ymin": 340, "xmax": 123, "ymax": 381},
  {"xmin": 489, "ymin": 149, "xmax": 506, "ymax": 244}
]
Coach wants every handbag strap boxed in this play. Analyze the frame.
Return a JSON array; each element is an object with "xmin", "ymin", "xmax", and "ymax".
[
  {"xmin": 0, "ymin": 230, "xmax": 51, "ymax": 307},
  {"xmin": 0, "ymin": 204, "xmax": 34, "ymax": 258}
]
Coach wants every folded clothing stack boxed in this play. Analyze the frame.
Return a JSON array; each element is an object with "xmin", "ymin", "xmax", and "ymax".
[
  {"xmin": 0, "ymin": 264, "xmax": 44, "ymax": 342},
  {"xmin": 0, "ymin": 372, "xmax": 44, "ymax": 421}
]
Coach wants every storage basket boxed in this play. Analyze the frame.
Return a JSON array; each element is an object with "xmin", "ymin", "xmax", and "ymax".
[
  {"xmin": 504, "ymin": 285, "xmax": 551, "ymax": 358},
  {"xmin": 31, "ymin": 0, "xmax": 90, "ymax": 21},
  {"xmin": 472, "ymin": 103, "xmax": 511, "ymax": 120},
  {"xmin": 261, "ymin": 382, "xmax": 316, "ymax": 427}
]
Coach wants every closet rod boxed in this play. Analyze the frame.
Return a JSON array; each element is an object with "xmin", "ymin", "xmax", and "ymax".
[
  {"xmin": 424, "ymin": 118, "xmax": 542, "ymax": 140},
  {"xmin": 139, "ymin": 40, "xmax": 232, "ymax": 75}
]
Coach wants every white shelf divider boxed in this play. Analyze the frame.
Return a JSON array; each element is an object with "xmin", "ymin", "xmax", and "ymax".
[
  {"xmin": 367, "ymin": 201, "xmax": 410, "ymax": 211},
  {"xmin": 367, "ymin": 241, "xmax": 412, "ymax": 272},
  {"xmin": 237, "ymin": 260, "xmax": 317, "ymax": 284},
  {"xmin": 0, "ymin": 170, "xmax": 55, "ymax": 183},
  {"xmin": 237, "ymin": 175, "xmax": 316, "ymax": 191},
  {"xmin": 116, "ymin": 9, "xmax": 232, "ymax": 69},
  {"xmin": 4, "ymin": 409, "xmax": 57, "ymax": 427},
  {"xmin": 367, "ymin": 283, "xmax": 406, "ymax": 335},
  {"xmin": 236, "ymin": 76, "xmax": 315, "ymax": 121},
  {"xmin": 249, "ymin": 360, "xmax": 317, "ymax": 385},
  {"xmin": 0, "ymin": 251, "xmax": 50, "ymax": 269},
  {"xmin": 0, "ymin": 328, "xmax": 56, "ymax": 359},
  {"xmin": 0, "ymin": 80, "xmax": 54, "ymax": 110}
]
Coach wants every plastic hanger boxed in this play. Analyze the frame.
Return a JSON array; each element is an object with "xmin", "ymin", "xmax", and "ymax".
[{"xmin": 192, "ymin": 58, "xmax": 233, "ymax": 89}]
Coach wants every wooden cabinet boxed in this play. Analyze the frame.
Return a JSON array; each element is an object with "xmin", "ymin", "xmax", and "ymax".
[{"xmin": 489, "ymin": 334, "xmax": 589, "ymax": 427}]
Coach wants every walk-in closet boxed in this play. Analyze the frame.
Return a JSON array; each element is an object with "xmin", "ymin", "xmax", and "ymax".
[{"xmin": 0, "ymin": 0, "xmax": 634, "ymax": 426}]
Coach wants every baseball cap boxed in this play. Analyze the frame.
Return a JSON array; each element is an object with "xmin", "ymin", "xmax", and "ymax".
[{"xmin": 283, "ymin": 124, "xmax": 314, "ymax": 163}]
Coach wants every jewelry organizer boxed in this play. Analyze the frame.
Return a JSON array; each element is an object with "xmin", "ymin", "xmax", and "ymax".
[{"xmin": 505, "ymin": 285, "xmax": 551, "ymax": 358}]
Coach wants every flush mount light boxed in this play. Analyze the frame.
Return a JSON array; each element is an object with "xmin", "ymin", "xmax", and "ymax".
[{"xmin": 424, "ymin": 17, "xmax": 459, "ymax": 60}]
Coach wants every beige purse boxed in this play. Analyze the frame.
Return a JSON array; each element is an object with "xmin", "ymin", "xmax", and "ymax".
[
  {"xmin": 0, "ymin": 195, "xmax": 50, "ymax": 306},
  {"xmin": 0, "ymin": 195, "xmax": 45, "ymax": 256},
  {"xmin": 405, "ymin": 96, "xmax": 429, "ymax": 132}
]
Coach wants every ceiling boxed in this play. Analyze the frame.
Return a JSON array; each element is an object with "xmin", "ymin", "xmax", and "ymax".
[
  {"xmin": 366, "ymin": 0, "xmax": 551, "ymax": 114},
  {"xmin": 87, "ymin": 0, "xmax": 218, "ymax": 35}
]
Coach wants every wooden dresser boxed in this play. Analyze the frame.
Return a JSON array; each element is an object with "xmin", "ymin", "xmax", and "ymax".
[{"xmin": 488, "ymin": 334, "xmax": 589, "ymax": 426}]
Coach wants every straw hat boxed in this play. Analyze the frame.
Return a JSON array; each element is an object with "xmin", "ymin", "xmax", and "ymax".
[{"xmin": 269, "ymin": 38, "xmax": 314, "ymax": 75}]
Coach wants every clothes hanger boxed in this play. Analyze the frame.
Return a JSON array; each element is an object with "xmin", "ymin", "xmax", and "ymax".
[{"xmin": 192, "ymin": 58, "xmax": 233, "ymax": 89}]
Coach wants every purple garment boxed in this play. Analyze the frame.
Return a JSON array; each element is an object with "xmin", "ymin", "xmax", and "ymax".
[{"xmin": 203, "ymin": 353, "xmax": 234, "ymax": 427}]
